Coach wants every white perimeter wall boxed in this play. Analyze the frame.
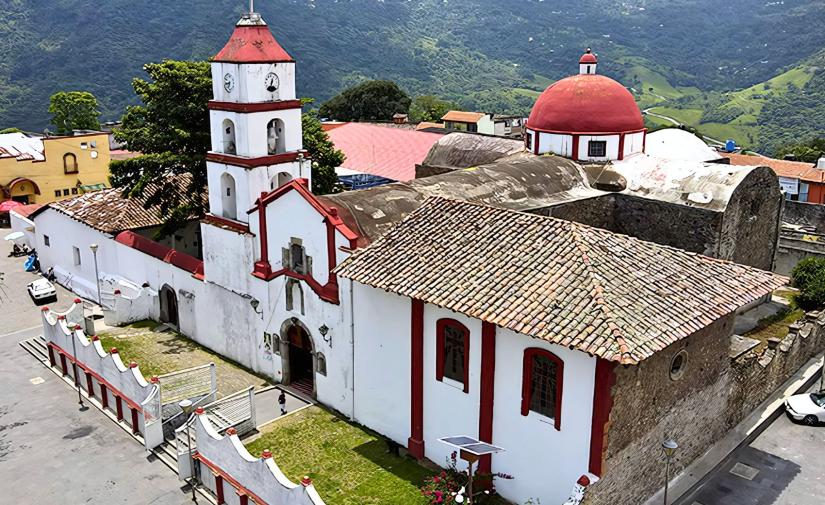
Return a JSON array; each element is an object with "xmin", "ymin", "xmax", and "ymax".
[
  {"xmin": 9, "ymin": 210, "xmax": 36, "ymax": 248},
  {"xmin": 535, "ymin": 131, "xmax": 574, "ymax": 157},
  {"xmin": 352, "ymin": 283, "xmax": 597, "ymax": 505},
  {"xmin": 624, "ymin": 131, "xmax": 645, "ymax": 158}
]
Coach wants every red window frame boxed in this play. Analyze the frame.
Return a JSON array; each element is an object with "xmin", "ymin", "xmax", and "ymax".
[
  {"xmin": 435, "ymin": 318, "xmax": 470, "ymax": 393},
  {"xmin": 521, "ymin": 347, "xmax": 564, "ymax": 430}
]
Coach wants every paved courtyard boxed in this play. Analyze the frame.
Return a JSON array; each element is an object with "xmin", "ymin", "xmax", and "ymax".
[
  {"xmin": 0, "ymin": 240, "xmax": 194, "ymax": 504},
  {"xmin": 679, "ymin": 384, "xmax": 825, "ymax": 505}
]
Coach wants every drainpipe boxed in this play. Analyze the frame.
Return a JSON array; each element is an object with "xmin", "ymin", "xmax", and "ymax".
[{"xmin": 350, "ymin": 278, "xmax": 356, "ymax": 421}]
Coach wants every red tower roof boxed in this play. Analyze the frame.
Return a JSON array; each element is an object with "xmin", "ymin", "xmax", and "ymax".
[
  {"xmin": 214, "ymin": 24, "xmax": 294, "ymax": 63},
  {"xmin": 527, "ymin": 74, "xmax": 643, "ymax": 134},
  {"xmin": 579, "ymin": 50, "xmax": 598, "ymax": 64}
]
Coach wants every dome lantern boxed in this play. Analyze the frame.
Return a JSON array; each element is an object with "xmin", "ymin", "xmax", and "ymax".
[{"xmin": 579, "ymin": 48, "xmax": 598, "ymax": 75}]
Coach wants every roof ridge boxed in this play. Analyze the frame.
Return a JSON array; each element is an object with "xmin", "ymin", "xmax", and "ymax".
[{"xmin": 568, "ymin": 223, "xmax": 635, "ymax": 364}]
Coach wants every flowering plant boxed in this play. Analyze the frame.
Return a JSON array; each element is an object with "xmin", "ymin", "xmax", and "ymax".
[{"xmin": 420, "ymin": 451, "xmax": 511, "ymax": 504}]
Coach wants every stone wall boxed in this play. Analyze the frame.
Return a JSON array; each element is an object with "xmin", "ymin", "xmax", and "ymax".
[
  {"xmin": 542, "ymin": 195, "xmax": 616, "ymax": 231},
  {"xmin": 720, "ymin": 166, "xmax": 783, "ymax": 271},
  {"xmin": 585, "ymin": 309, "xmax": 825, "ymax": 505},
  {"xmin": 782, "ymin": 200, "xmax": 825, "ymax": 230},
  {"xmin": 775, "ymin": 231, "xmax": 825, "ymax": 276}
]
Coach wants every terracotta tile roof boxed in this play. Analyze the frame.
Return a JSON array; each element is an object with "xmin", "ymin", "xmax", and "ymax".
[
  {"xmin": 9, "ymin": 203, "xmax": 44, "ymax": 219},
  {"xmin": 441, "ymin": 111, "xmax": 488, "ymax": 123},
  {"xmin": 336, "ymin": 197, "xmax": 787, "ymax": 364},
  {"xmin": 723, "ymin": 152, "xmax": 824, "ymax": 183},
  {"xmin": 34, "ymin": 175, "xmax": 203, "ymax": 234},
  {"xmin": 325, "ymin": 122, "xmax": 444, "ymax": 182}
]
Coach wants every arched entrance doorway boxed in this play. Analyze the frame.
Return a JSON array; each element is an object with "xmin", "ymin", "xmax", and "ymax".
[
  {"xmin": 279, "ymin": 318, "xmax": 315, "ymax": 397},
  {"xmin": 159, "ymin": 285, "xmax": 179, "ymax": 327}
]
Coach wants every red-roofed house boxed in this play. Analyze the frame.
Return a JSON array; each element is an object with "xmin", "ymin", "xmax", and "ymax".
[
  {"xmin": 322, "ymin": 122, "xmax": 444, "ymax": 188},
  {"xmin": 723, "ymin": 152, "xmax": 825, "ymax": 203}
]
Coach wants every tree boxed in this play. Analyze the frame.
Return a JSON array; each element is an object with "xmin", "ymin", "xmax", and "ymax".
[
  {"xmin": 409, "ymin": 95, "xmax": 455, "ymax": 123},
  {"xmin": 319, "ymin": 80, "xmax": 411, "ymax": 121},
  {"xmin": 0, "ymin": 127, "xmax": 22, "ymax": 134},
  {"xmin": 110, "ymin": 60, "xmax": 212, "ymax": 237},
  {"xmin": 48, "ymin": 91, "xmax": 101, "ymax": 135},
  {"xmin": 111, "ymin": 60, "xmax": 343, "ymax": 235},
  {"xmin": 775, "ymin": 138, "xmax": 825, "ymax": 163},
  {"xmin": 302, "ymin": 101, "xmax": 345, "ymax": 195},
  {"xmin": 791, "ymin": 257, "xmax": 825, "ymax": 310}
]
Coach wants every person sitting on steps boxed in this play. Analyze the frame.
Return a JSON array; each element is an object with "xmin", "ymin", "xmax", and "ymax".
[{"xmin": 278, "ymin": 390, "xmax": 287, "ymax": 415}]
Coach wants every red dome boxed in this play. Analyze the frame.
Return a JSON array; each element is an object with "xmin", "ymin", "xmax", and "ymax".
[{"xmin": 527, "ymin": 74, "xmax": 643, "ymax": 134}]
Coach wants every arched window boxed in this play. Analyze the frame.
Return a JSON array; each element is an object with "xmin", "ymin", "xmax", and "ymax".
[
  {"xmin": 266, "ymin": 118, "xmax": 286, "ymax": 155},
  {"xmin": 436, "ymin": 319, "xmax": 470, "ymax": 392},
  {"xmin": 521, "ymin": 348, "xmax": 564, "ymax": 430},
  {"xmin": 285, "ymin": 278, "xmax": 304, "ymax": 315},
  {"xmin": 316, "ymin": 352, "xmax": 327, "ymax": 376},
  {"xmin": 64, "ymin": 153, "xmax": 78, "ymax": 174},
  {"xmin": 222, "ymin": 119, "xmax": 237, "ymax": 155},
  {"xmin": 273, "ymin": 171, "xmax": 292, "ymax": 190},
  {"xmin": 220, "ymin": 172, "xmax": 237, "ymax": 220}
]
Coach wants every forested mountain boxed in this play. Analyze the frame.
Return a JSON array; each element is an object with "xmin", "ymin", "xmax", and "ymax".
[{"xmin": 1, "ymin": 0, "xmax": 823, "ymax": 153}]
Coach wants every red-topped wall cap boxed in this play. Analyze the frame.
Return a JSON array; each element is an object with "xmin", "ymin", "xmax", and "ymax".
[
  {"xmin": 129, "ymin": 361, "xmax": 139, "ymax": 369},
  {"xmin": 41, "ymin": 306, "xmax": 49, "ymax": 312},
  {"xmin": 110, "ymin": 347, "xmax": 118, "ymax": 354},
  {"xmin": 73, "ymin": 298, "xmax": 82, "ymax": 304},
  {"xmin": 74, "ymin": 324, "xmax": 82, "ymax": 330},
  {"xmin": 195, "ymin": 407, "xmax": 205, "ymax": 415},
  {"xmin": 261, "ymin": 449, "xmax": 273, "ymax": 459},
  {"xmin": 91, "ymin": 335, "xmax": 100, "ymax": 341},
  {"xmin": 150, "ymin": 376, "xmax": 159, "ymax": 383},
  {"xmin": 57, "ymin": 315, "xmax": 66, "ymax": 320},
  {"xmin": 301, "ymin": 476, "xmax": 312, "ymax": 487},
  {"xmin": 214, "ymin": 25, "xmax": 294, "ymax": 63},
  {"xmin": 226, "ymin": 427, "xmax": 237, "ymax": 436},
  {"xmin": 577, "ymin": 475, "xmax": 591, "ymax": 487}
]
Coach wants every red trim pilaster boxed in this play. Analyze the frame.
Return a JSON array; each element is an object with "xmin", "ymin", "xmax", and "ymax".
[
  {"xmin": 534, "ymin": 130, "xmax": 540, "ymax": 155},
  {"xmin": 618, "ymin": 133, "xmax": 626, "ymax": 161},
  {"xmin": 85, "ymin": 372, "xmax": 94, "ymax": 397},
  {"xmin": 252, "ymin": 193, "xmax": 273, "ymax": 278},
  {"xmin": 478, "ymin": 322, "xmax": 497, "ymax": 476},
  {"xmin": 215, "ymin": 474, "xmax": 225, "ymax": 504},
  {"xmin": 572, "ymin": 135, "xmax": 580, "ymax": 161},
  {"xmin": 116, "ymin": 396, "xmax": 124, "ymax": 421},
  {"xmin": 237, "ymin": 493, "xmax": 249, "ymax": 505},
  {"xmin": 59, "ymin": 354, "xmax": 68, "ymax": 376},
  {"xmin": 100, "ymin": 383, "xmax": 109, "ymax": 409},
  {"xmin": 589, "ymin": 358, "xmax": 617, "ymax": 476},
  {"xmin": 325, "ymin": 210, "xmax": 340, "ymax": 290},
  {"xmin": 131, "ymin": 408, "xmax": 140, "ymax": 435},
  {"xmin": 48, "ymin": 346, "xmax": 56, "ymax": 367},
  {"xmin": 408, "ymin": 298, "xmax": 425, "ymax": 459},
  {"xmin": 642, "ymin": 130, "xmax": 648, "ymax": 154}
]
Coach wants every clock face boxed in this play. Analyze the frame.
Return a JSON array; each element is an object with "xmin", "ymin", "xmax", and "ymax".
[
  {"xmin": 265, "ymin": 72, "xmax": 280, "ymax": 93},
  {"xmin": 223, "ymin": 73, "xmax": 235, "ymax": 92}
]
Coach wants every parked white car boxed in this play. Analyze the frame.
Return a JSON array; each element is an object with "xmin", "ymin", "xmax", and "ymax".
[
  {"xmin": 27, "ymin": 278, "xmax": 56, "ymax": 302},
  {"xmin": 785, "ymin": 391, "xmax": 825, "ymax": 425}
]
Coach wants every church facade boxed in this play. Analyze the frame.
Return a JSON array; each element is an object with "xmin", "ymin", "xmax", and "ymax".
[{"xmin": 25, "ymin": 9, "xmax": 794, "ymax": 505}]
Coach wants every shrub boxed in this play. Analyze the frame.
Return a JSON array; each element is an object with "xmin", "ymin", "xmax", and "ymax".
[{"xmin": 791, "ymin": 257, "xmax": 825, "ymax": 310}]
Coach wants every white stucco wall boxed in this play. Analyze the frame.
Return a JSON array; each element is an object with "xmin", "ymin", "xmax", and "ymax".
[
  {"xmin": 535, "ymin": 131, "xmax": 574, "ymax": 157},
  {"xmin": 207, "ymin": 159, "xmax": 307, "ymax": 222},
  {"xmin": 351, "ymin": 283, "xmax": 598, "ymax": 505},
  {"xmin": 211, "ymin": 62, "xmax": 296, "ymax": 104},
  {"xmin": 477, "ymin": 115, "xmax": 496, "ymax": 135},
  {"xmin": 578, "ymin": 134, "xmax": 620, "ymax": 162},
  {"xmin": 624, "ymin": 131, "xmax": 646, "ymax": 158},
  {"xmin": 352, "ymin": 283, "xmax": 411, "ymax": 445},
  {"xmin": 9, "ymin": 209, "xmax": 36, "ymax": 248},
  {"xmin": 209, "ymin": 108, "xmax": 302, "ymax": 158},
  {"xmin": 491, "ymin": 327, "xmax": 596, "ymax": 505}
]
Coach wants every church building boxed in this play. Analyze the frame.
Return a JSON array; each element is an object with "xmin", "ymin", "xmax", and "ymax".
[{"xmin": 24, "ymin": 8, "xmax": 792, "ymax": 505}]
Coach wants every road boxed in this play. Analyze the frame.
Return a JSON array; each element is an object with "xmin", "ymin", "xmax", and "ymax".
[
  {"xmin": 0, "ymin": 240, "xmax": 194, "ymax": 504},
  {"xmin": 678, "ymin": 384, "xmax": 825, "ymax": 505}
]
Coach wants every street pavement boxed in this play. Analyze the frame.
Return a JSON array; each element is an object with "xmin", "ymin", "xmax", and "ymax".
[
  {"xmin": 679, "ymin": 384, "xmax": 825, "ymax": 505},
  {"xmin": 0, "ymin": 241, "xmax": 194, "ymax": 504}
]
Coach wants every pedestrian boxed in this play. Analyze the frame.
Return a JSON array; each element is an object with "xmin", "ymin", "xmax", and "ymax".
[{"xmin": 278, "ymin": 390, "xmax": 287, "ymax": 415}]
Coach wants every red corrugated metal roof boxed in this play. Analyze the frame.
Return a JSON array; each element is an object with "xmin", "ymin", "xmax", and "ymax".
[{"xmin": 325, "ymin": 123, "xmax": 444, "ymax": 182}]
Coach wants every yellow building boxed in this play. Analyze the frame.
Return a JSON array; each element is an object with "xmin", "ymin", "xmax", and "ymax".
[{"xmin": 0, "ymin": 132, "xmax": 111, "ymax": 204}]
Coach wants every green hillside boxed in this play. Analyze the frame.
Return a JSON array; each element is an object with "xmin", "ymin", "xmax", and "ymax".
[{"xmin": 1, "ymin": 0, "xmax": 824, "ymax": 154}]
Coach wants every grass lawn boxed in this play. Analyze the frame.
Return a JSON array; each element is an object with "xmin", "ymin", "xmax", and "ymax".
[
  {"xmin": 245, "ymin": 406, "xmax": 431, "ymax": 505},
  {"xmin": 98, "ymin": 320, "xmax": 270, "ymax": 396},
  {"xmin": 744, "ymin": 307, "xmax": 805, "ymax": 354}
]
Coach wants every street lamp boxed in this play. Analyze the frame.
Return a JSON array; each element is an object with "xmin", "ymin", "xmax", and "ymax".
[
  {"xmin": 89, "ymin": 243, "xmax": 101, "ymax": 306},
  {"xmin": 662, "ymin": 438, "xmax": 679, "ymax": 505},
  {"xmin": 179, "ymin": 399, "xmax": 197, "ymax": 501},
  {"xmin": 70, "ymin": 324, "xmax": 85, "ymax": 409}
]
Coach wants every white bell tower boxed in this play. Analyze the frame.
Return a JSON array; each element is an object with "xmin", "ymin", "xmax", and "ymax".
[{"xmin": 205, "ymin": 5, "xmax": 309, "ymax": 224}]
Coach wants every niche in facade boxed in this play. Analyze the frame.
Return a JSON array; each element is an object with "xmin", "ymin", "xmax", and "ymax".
[{"xmin": 266, "ymin": 118, "xmax": 286, "ymax": 155}]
